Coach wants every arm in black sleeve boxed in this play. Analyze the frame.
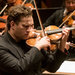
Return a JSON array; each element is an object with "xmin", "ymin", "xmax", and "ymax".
[
  {"xmin": 41, "ymin": 49, "xmax": 67, "ymax": 73},
  {"xmin": 67, "ymin": 46, "xmax": 75, "ymax": 59},
  {"xmin": 0, "ymin": 46, "xmax": 43, "ymax": 74},
  {"xmin": 37, "ymin": 9, "xmax": 64, "ymax": 30},
  {"xmin": 37, "ymin": 10, "xmax": 58, "ymax": 30}
]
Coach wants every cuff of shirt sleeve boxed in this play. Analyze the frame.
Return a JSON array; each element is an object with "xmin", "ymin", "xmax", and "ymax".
[{"xmin": 64, "ymin": 49, "xmax": 70, "ymax": 56}]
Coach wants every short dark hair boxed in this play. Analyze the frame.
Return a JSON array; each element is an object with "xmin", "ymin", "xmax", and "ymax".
[{"xmin": 7, "ymin": 5, "xmax": 32, "ymax": 30}]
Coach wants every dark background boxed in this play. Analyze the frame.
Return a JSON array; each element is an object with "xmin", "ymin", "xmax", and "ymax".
[
  {"xmin": 32, "ymin": 7, "xmax": 62, "ymax": 28},
  {"xmin": 32, "ymin": 0, "xmax": 64, "ymax": 28}
]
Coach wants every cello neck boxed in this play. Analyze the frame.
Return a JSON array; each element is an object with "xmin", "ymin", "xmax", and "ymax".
[{"xmin": 45, "ymin": 27, "xmax": 75, "ymax": 35}]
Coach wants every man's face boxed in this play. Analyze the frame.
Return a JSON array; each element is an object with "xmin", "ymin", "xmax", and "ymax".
[
  {"xmin": 65, "ymin": 0, "xmax": 75, "ymax": 11},
  {"xmin": 12, "ymin": 16, "xmax": 34, "ymax": 40}
]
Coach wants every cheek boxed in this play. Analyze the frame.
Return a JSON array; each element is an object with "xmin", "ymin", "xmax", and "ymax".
[
  {"xmin": 15, "ymin": 30, "xmax": 25, "ymax": 39},
  {"xmin": 16, "ymin": 26, "xmax": 26, "ymax": 32},
  {"xmin": 73, "ymin": 5, "xmax": 75, "ymax": 8},
  {"xmin": 17, "ymin": 29, "xmax": 25, "ymax": 34},
  {"xmin": 15, "ymin": 27, "xmax": 23, "ymax": 34}
]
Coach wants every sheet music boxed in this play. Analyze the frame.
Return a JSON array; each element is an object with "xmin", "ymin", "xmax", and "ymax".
[{"xmin": 57, "ymin": 60, "xmax": 75, "ymax": 73}]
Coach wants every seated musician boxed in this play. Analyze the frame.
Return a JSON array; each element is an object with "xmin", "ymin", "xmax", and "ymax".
[
  {"xmin": 37, "ymin": 0, "xmax": 75, "ymax": 59},
  {"xmin": 0, "ymin": 5, "xmax": 70, "ymax": 75}
]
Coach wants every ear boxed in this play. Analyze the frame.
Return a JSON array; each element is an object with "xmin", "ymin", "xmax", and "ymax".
[{"xmin": 10, "ymin": 21, "xmax": 15, "ymax": 30}]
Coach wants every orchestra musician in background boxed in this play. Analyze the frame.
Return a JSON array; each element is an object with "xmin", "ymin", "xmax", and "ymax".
[
  {"xmin": 37, "ymin": 0, "xmax": 75, "ymax": 59},
  {"xmin": 0, "ymin": 5, "xmax": 70, "ymax": 75}
]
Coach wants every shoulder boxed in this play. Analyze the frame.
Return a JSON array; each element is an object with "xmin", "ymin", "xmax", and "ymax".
[
  {"xmin": 0, "ymin": 33, "xmax": 10, "ymax": 49},
  {"xmin": 55, "ymin": 8, "xmax": 65, "ymax": 14}
]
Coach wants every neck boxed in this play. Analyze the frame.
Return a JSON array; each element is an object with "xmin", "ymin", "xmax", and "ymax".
[{"xmin": 8, "ymin": 31, "xmax": 20, "ymax": 42}]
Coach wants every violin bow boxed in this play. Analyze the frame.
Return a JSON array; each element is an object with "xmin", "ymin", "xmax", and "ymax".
[
  {"xmin": 22, "ymin": 0, "xmax": 26, "ymax": 6},
  {"xmin": 59, "ymin": 10, "xmax": 75, "ymax": 28},
  {"xmin": 34, "ymin": 0, "xmax": 45, "ymax": 36},
  {"xmin": 0, "ymin": 4, "xmax": 8, "ymax": 15},
  {"xmin": 34, "ymin": 0, "xmax": 51, "ymax": 53},
  {"xmin": 30, "ymin": 0, "xmax": 34, "ymax": 4}
]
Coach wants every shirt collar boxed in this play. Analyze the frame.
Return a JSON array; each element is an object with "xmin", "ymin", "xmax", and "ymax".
[{"xmin": 63, "ymin": 8, "xmax": 68, "ymax": 16}]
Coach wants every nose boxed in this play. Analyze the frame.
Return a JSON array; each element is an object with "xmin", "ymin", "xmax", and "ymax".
[
  {"xmin": 69, "ymin": 2, "xmax": 73, "ymax": 6},
  {"xmin": 27, "ymin": 26, "xmax": 34, "ymax": 32}
]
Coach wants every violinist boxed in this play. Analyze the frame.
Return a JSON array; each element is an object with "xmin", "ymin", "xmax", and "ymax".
[
  {"xmin": 37, "ymin": 0, "xmax": 75, "ymax": 28},
  {"xmin": 37, "ymin": 0, "xmax": 75, "ymax": 59},
  {"xmin": 0, "ymin": 5, "xmax": 70, "ymax": 75}
]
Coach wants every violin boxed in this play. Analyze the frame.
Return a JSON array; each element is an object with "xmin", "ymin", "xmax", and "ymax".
[
  {"xmin": 26, "ymin": 25, "xmax": 75, "ymax": 50},
  {"xmin": 63, "ymin": 14, "xmax": 75, "ymax": 26},
  {"xmin": 22, "ymin": 0, "xmax": 34, "ymax": 9},
  {"xmin": 0, "ymin": 16, "xmax": 7, "ymax": 29},
  {"xmin": 13, "ymin": 0, "xmax": 22, "ymax": 5},
  {"xmin": 61, "ymin": 10, "xmax": 75, "ymax": 27},
  {"xmin": 24, "ymin": 3, "xmax": 34, "ymax": 9}
]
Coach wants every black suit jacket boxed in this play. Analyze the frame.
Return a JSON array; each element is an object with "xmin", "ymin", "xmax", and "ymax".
[
  {"xmin": 0, "ymin": 32, "xmax": 67, "ymax": 75},
  {"xmin": 37, "ymin": 8, "xmax": 64, "ymax": 29}
]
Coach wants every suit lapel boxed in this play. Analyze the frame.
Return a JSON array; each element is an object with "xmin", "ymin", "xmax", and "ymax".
[{"xmin": 2, "ymin": 33, "xmax": 24, "ymax": 58}]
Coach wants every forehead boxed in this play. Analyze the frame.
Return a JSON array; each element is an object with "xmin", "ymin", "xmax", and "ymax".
[
  {"xmin": 20, "ymin": 16, "xmax": 33, "ymax": 21},
  {"xmin": 19, "ymin": 16, "xmax": 34, "ymax": 24}
]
